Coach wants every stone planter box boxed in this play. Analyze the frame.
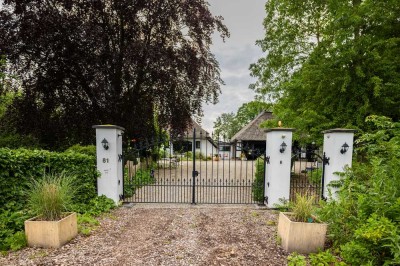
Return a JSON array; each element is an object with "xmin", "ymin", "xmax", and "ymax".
[
  {"xmin": 25, "ymin": 212, "xmax": 78, "ymax": 248},
  {"xmin": 277, "ymin": 212, "xmax": 327, "ymax": 254}
]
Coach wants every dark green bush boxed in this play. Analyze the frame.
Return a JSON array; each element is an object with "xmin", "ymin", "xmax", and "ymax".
[
  {"xmin": 72, "ymin": 195, "xmax": 116, "ymax": 216},
  {"xmin": 0, "ymin": 148, "xmax": 98, "ymax": 210},
  {"xmin": 65, "ymin": 144, "xmax": 96, "ymax": 157},
  {"xmin": 317, "ymin": 115, "xmax": 400, "ymax": 265},
  {"xmin": 252, "ymin": 157, "xmax": 265, "ymax": 203},
  {"xmin": 124, "ymin": 168, "xmax": 155, "ymax": 198},
  {"xmin": 0, "ymin": 148, "xmax": 99, "ymax": 251},
  {"xmin": 0, "ymin": 133, "xmax": 40, "ymax": 149}
]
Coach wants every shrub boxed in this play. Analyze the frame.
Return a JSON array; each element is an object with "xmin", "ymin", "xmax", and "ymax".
[
  {"xmin": 0, "ymin": 148, "xmax": 98, "ymax": 211},
  {"xmin": 65, "ymin": 144, "xmax": 96, "ymax": 157},
  {"xmin": 195, "ymin": 151, "xmax": 206, "ymax": 160},
  {"xmin": 309, "ymin": 250, "xmax": 345, "ymax": 266},
  {"xmin": 287, "ymin": 252, "xmax": 306, "ymax": 266},
  {"xmin": 72, "ymin": 195, "xmax": 116, "ymax": 216},
  {"xmin": 0, "ymin": 209, "xmax": 30, "ymax": 251},
  {"xmin": 0, "ymin": 148, "xmax": 99, "ymax": 251},
  {"xmin": 0, "ymin": 133, "xmax": 40, "ymax": 149},
  {"xmin": 308, "ymin": 168, "xmax": 322, "ymax": 184},
  {"xmin": 317, "ymin": 115, "xmax": 400, "ymax": 265},
  {"xmin": 124, "ymin": 169, "xmax": 155, "ymax": 198},
  {"xmin": 252, "ymin": 158, "xmax": 265, "ymax": 203},
  {"xmin": 3, "ymin": 231, "xmax": 27, "ymax": 251}
]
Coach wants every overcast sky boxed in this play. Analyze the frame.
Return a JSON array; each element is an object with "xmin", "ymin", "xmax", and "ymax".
[{"xmin": 201, "ymin": 0, "xmax": 266, "ymax": 133}]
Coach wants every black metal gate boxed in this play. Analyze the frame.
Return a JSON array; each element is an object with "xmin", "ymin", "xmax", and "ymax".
[
  {"xmin": 122, "ymin": 128, "xmax": 265, "ymax": 204},
  {"xmin": 290, "ymin": 149, "xmax": 329, "ymax": 202}
]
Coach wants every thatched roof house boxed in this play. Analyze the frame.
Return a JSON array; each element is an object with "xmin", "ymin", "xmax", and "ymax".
[
  {"xmin": 230, "ymin": 111, "xmax": 273, "ymax": 159},
  {"xmin": 172, "ymin": 119, "xmax": 217, "ymax": 156},
  {"xmin": 185, "ymin": 119, "xmax": 210, "ymax": 139},
  {"xmin": 231, "ymin": 111, "xmax": 273, "ymax": 142}
]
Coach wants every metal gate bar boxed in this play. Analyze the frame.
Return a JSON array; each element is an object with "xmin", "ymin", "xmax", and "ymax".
[
  {"xmin": 123, "ymin": 128, "xmax": 264, "ymax": 204},
  {"xmin": 289, "ymin": 150, "xmax": 327, "ymax": 203}
]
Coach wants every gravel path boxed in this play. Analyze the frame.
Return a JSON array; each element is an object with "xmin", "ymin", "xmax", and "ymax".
[{"xmin": 0, "ymin": 205, "xmax": 288, "ymax": 266}]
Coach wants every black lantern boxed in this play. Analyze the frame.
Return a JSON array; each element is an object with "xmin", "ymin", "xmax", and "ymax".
[
  {"xmin": 280, "ymin": 141, "xmax": 287, "ymax": 153},
  {"xmin": 340, "ymin": 142, "xmax": 349, "ymax": 154},
  {"xmin": 101, "ymin": 138, "xmax": 109, "ymax": 150}
]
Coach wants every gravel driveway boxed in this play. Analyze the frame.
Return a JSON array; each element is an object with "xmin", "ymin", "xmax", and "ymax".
[{"xmin": 0, "ymin": 205, "xmax": 288, "ymax": 266}]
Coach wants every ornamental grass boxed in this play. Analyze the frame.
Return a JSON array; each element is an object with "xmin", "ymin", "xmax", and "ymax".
[{"xmin": 26, "ymin": 172, "xmax": 76, "ymax": 221}]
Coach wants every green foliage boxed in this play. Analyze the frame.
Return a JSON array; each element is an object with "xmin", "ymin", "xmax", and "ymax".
[
  {"xmin": 308, "ymin": 168, "xmax": 322, "ymax": 185},
  {"xmin": 72, "ymin": 195, "xmax": 116, "ymax": 216},
  {"xmin": 124, "ymin": 169, "xmax": 155, "ymax": 198},
  {"xmin": 214, "ymin": 101, "xmax": 272, "ymax": 139},
  {"xmin": 252, "ymin": 0, "xmax": 400, "ymax": 140},
  {"xmin": 309, "ymin": 250, "xmax": 346, "ymax": 266},
  {"xmin": 317, "ymin": 116, "xmax": 400, "ymax": 265},
  {"xmin": 292, "ymin": 193, "xmax": 315, "ymax": 223},
  {"xmin": 65, "ymin": 144, "xmax": 96, "ymax": 157},
  {"xmin": 340, "ymin": 241, "xmax": 374, "ymax": 266},
  {"xmin": 3, "ymin": 231, "xmax": 27, "ymax": 251},
  {"xmin": 74, "ymin": 196, "xmax": 115, "ymax": 236},
  {"xmin": 287, "ymin": 252, "xmax": 306, "ymax": 266},
  {"xmin": 252, "ymin": 158, "xmax": 265, "ymax": 203},
  {"xmin": 26, "ymin": 172, "xmax": 75, "ymax": 221},
  {"xmin": 0, "ymin": 132, "xmax": 40, "ymax": 149},
  {"xmin": 0, "ymin": 148, "xmax": 99, "ymax": 251},
  {"xmin": 1, "ymin": 1, "xmax": 228, "ymax": 149},
  {"xmin": 195, "ymin": 152, "xmax": 206, "ymax": 160},
  {"xmin": 0, "ymin": 209, "xmax": 30, "ymax": 251},
  {"xmin": 272, "ymin": 198, "xmax": 290, "ymax": 212},
  {"xmin": 180, "ymin": 151, "xmax": 193, "ymax": 161},
  {"xmin": 77, "ymin": 213, "xmax": 100, "ymax": 236},
  {"xmin": 0, "ymin": 148, "xmax": 98, "ymax": 211}
]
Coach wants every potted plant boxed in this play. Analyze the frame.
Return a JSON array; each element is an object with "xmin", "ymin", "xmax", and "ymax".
[
  {"xmin": 213, "ymin": 154, "xmax": 220, "ymax": 161},
  {"xmin": 277, "ymin": 193, "xmax": 327, "ymax": 254},
  {"xmin": 24, "ymin": 172, "xmax": 78, "ymax": 248}
]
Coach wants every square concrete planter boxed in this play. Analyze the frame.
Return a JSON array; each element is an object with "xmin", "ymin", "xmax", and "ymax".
[
  {"xmin": 25, "ymin": 212, "xmax": 78, "ymax": 248},
  {"xmin": 277, "ymin": 212, "xmax": 327, "ymax": 254}
]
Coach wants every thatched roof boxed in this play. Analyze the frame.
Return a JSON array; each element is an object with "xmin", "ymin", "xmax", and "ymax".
[
  {"xmin": 231, "ymin": 111, "xmax": 273, "ymax": 142},
  {"xmin": 185, "ymin": 119, "xmax": 217, "ymax": 148},
  {"xmin": 185, "ymin": 119, "xmax": 210, "ymax": 138}
]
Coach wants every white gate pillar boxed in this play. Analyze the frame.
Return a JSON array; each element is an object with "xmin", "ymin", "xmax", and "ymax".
[
  {"xmin": 264, "ymin": 128, "xmax": 295, "ymax": 208},
  {"xmin": 322, "ymin": 129, "xmax": 356, "ymax": 200},
  {"xmin": 93, "ymin": 125, "xmax": 125, "ymax": 204}
]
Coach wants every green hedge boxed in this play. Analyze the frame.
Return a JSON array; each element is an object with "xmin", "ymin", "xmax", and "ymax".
[
  {"xmin": 0, "ymin": 148, "xmax": 98, "ymax": 212},
  {"xmin": 252, "ymin": 157, "xmax": 265, "ymax": 203}
]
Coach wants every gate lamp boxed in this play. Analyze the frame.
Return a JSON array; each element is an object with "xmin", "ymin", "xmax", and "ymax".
[
  {"xmin": 279, "ymin": 141, "xmax": 287, "ymax": 153},
  {"xmin": 101, "ymin": 138, "xmax": 109, "ymax": 150},
  {"xmin": 340, "ymin": 142, "xmax": 349, "ymax": 154}
]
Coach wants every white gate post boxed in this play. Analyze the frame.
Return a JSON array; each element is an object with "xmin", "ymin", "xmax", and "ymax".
[
  {"xmin": 264, "ymin": 128, "xmax": 295, "ymax": 208},
  {"xmin": 93, "ymin": 125, "xmax": 125, "ymax": 204},
  {"xmin": 322, "ymin": 129, "xmax": 356, "ymax": 200}
]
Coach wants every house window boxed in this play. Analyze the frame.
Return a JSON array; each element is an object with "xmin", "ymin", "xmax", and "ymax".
[
  {"xmin": 236, "ymin": 142, "xmax": 242, "ymax": 151},
  {"xmin": 196, "ymin": 141, "xmax": 201, "ymax": 149},
  {"xmin": 219, "ymin": 145, "xmax": 230, "ymax": 152}
]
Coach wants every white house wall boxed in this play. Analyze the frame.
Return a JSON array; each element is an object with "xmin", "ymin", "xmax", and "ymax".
[{"xmin": 194, "ymin": 139, "xmax": 217, "ymax": 158}]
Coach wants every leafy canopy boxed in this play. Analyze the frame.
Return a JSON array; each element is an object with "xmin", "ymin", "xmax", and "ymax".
[
  {"xmin": 213, "ymin": 100, "xmax": 272, "ymax": 140},
  {"xmin": 252, "ymin": 0, "xmax": 400, "ymax": 140},
  {"xmin": 0, "ymin": 0, "xmax": 229, "ymax": 149}
]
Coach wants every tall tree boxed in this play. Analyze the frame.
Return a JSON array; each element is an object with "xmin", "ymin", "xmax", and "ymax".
[
  {"xmin": 251, "ymin": 0, "xmax": 400, "ymax": 141},
  {"xmin": 213, "ymin": 100, "xmax": 271, "ymax": 140},
  {"xmin": 213, "ymin": 112, "xmax": 237, "ymax": 140},
  {"xmin": 0, "ymin": 0, "xmax": 228, "ymax": 149}
]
